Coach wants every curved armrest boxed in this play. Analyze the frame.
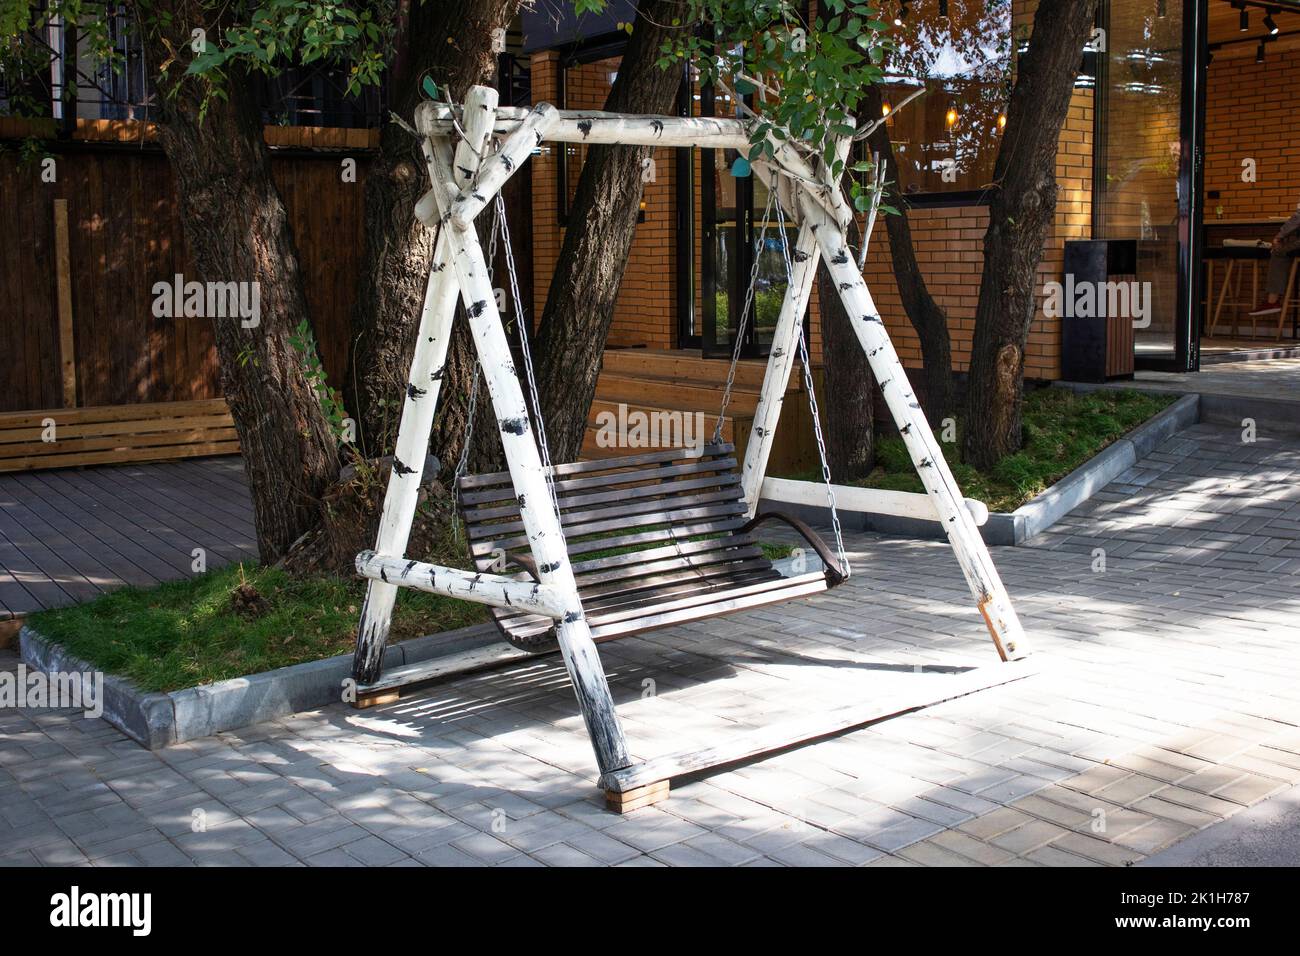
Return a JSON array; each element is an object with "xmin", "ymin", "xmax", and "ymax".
[
  {"xmin": 510, "ymin": 551, "xmax": 540, "ymax": 580},
  {"xmin": 741, "ymin": 510, "xmax": 848, "ymax": 586}
]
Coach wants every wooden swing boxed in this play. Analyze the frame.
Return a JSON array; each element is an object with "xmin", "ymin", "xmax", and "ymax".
[{"xmin": 350, "ymin": 86, "xmax": 1033, "ymax": 809}]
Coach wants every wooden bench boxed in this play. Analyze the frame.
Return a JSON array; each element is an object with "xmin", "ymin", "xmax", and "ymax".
[
  {"xmin": 458, "ymin": 442, "xmax": 845, "ymax": 652},
  {"xmin": 0, "ymin": 399, "xmax": 239, "ymax": 473}
]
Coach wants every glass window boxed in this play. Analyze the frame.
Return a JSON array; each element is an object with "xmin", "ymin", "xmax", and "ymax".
[{"xmin": 882, "ymin": 0, "xmax": 1014, "ymax": 195}]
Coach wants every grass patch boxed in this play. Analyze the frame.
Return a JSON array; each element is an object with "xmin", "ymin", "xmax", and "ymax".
[
  {"xmin": 28, "ymin": 564, "xmax": 485, "ymax": 694},
  {"xmin": 868, "ymin": 388, "xmax": 1174, "ymax": 512},
  {"xmin": 781, "ymin": 388, "xmax": 1174, "ymax": 514}
]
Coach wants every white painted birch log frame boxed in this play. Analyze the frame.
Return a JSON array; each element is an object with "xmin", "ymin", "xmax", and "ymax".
[
  {"xmin": 356, "ymin": 85, "xmax": 1032, "ymax": 789},
  {"xmin": 795, "ymin": 186, "xmax": 1029, "ymax": 661},
  {"xmin": 760, "ymin": 477, "xmax": 989, "ymax": 527},
  {"xmin": 423, "ymin": 96, "xmax": 631, "ymax": 773},
  {"xmin": 356, "ymin": 551, "xmax": 567, "ymax": 617}
]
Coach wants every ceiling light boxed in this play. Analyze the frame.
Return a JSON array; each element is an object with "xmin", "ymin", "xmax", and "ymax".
[
  {"xmin": 1257, "ymin": 40, "xmax": 1266, "ymax": 62},
  {"xmin": 895, "ymin": 2, "xmax": 909, "ymax": 27},
  {"xmin": 1239, "ymin": 3, "xmax": 1250, "ymax": 31},
  {"xmin": 939, "ymin": 0, "xmax": 949, "ymax": 16},
  {"xmin": 1265, "ymin": 11, "xmax": 1280, "ymax": 35}
]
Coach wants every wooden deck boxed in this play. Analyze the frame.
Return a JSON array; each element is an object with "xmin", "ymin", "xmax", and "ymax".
[{"xmin": 0, "ymin": 455, "xmax": 255, "ymax": 621}]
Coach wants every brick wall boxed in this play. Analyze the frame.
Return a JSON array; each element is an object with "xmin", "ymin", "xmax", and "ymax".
[
  {"xmin": 528, "ymin": 0, "xmax": 1093, "ymax": 383},
  {"xmin": 529, "ymin": 52, "xmax": 678, "ymax": 349},
  {"xmin": 1205, "ymin": 47, "xmax": 1300, "ymax": 223}
]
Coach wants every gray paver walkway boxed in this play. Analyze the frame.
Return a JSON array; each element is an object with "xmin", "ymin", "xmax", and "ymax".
[{"xmin": 2, "ymin": 422, "xmax": 1299, "ymax": 866}]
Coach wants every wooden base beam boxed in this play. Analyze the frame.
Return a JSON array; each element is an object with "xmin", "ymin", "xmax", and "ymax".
[
  {"xmin": 350, "ymin": 641, "xmax": 538, "ymax": 709},
  {"xmin": 599, "ymin": 660, "xmax": 1040, "ymax": 798}
]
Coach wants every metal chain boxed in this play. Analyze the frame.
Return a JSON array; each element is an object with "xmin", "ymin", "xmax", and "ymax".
[
  {"xmin": 773, "ymin": 197, "xmax": 850, "ymax": 579},
  {"xmin": 495, "ymin": 191, "xmax": 562, "ymax": 522},
  {"xmin": 713, "ymin": 183, "xmax": 778, "ymax": 445}
]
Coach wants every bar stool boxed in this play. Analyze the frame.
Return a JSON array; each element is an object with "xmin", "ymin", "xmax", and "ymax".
[
  {"xmin": 1275, "ymin": 257, "xmax": 1299, "ymax": 342},
  {"xmin": 1208, "ymin": 246, "xmax": 1268, "ymax": 339}
]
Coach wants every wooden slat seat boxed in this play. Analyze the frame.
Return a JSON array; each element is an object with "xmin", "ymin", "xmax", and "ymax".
[
  {"xmin": 458, "ymin": 442, "xmax": 846, "ymax": 652},
  {"xmin": 0, "ymin": 399, "xmax": 239, "ymax": 473}
]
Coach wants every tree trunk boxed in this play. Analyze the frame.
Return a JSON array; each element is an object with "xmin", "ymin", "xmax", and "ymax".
[
  {"xmin": 142, "ymin": 9, "xmax": 339, "ymax": 563},
  {"xmin": 347, "ymin": 0, "xmax": 520, "ymax": 466},
  {"xmin": 818, "ymin": 215, "xmax": 874, "ymax": 482},
  {"xmin": 533, "ymin": 0, "xmax": 688, "ymax": 464},
  {"xmin": 964, "ymin": 0, "xmax": 1099, "ymax": 469},
  {"xmin": 861, "ymin": 85, "xmax": 953, "ymax": 425}
]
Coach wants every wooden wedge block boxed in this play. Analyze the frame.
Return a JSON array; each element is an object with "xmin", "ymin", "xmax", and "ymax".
[{"xmin": 604, "ymin": 780, "xmax": 670, "ymax": 813}]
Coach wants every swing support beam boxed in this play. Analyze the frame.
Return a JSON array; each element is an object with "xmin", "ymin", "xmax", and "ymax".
[{"xmin": 352, "ymin": 85, "xmax": 1031, "ymax": 798}]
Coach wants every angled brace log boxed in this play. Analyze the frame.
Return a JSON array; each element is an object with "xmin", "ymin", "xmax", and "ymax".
[
  {"xmin": 425, "ymin": 119, "xmax": 631, "ymax": 775},
  {"xmin": 795, "ymin": 184, "xmax": 1030, "ymax": 662},
  {"xmin": 449, "ymin": 103, "xmax": 559, "ymax": 230}
]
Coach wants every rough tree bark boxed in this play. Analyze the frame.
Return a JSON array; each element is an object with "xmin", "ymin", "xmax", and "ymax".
[
  {"xmin": 533, "ymin": 0, "xmax": 688, "ymax": 464},
  {"xmin": 142, "ymin": 5, "xmax": 339, "ymax": 563},
  {"xmin": 964, "ymin": 0, "xmax": 1099, "ymax": 469},
  {"xmin": 347, "ymin": 0, "xmax": 521, "ymax": 465},
  {"xmin": 817, "ymin": 212, "xmax": 875, "ymax": 482},
  {"xmin": 861, "ymin": 84, "xmax": 954, "ymax": 426}
]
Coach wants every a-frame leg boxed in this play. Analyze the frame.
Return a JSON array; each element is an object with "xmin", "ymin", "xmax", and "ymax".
[
  {"xmin": 425, "ymin": 135, "xmax": 631, "ymax": 775},
  {"xmin": 739, "ymin": 215, "xmax": 822, "ymax": 514},
  {"xmin": 352, "ymin": 226, "xmax": 461, "ymax": 685},
  {"xmin": 796, "ymin": 189, "xmax": 1030, "ymax": 661}
]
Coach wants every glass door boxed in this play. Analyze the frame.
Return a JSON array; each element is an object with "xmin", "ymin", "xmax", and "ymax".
[
  {"xmin": 1094, "ymin": 0, "xmax": 1206, "ymax": 371},
  {"xmin": 700, "ymin": 85, "xmax": 795, "ymax": 359}
]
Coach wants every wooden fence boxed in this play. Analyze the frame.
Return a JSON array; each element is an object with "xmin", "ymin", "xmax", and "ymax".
[{"xmin": 0, "ymin": 123, "xmax": 372, "ymax": 415}]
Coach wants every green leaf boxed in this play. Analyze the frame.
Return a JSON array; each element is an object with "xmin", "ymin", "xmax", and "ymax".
[
  {"xmin": 421, "ymin": 76, "xmax": 438, "ymax": 100},
  {"xmin": 730, "ymin": 156, "xmax": 752, "ymax": 178}
]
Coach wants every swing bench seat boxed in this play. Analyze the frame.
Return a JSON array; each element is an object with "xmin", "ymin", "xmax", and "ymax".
[{"xmin": 457, "ymin": 442, "xmax": 847, "ymax": 652}]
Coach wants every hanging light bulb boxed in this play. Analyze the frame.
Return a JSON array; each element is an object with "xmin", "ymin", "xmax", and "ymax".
[
  {"xmin": 997, "ymin": 112, "xmax": 1007, "ymax": 131},
  {"xmin": 1257, "ymin": 40, "xmax": 1266, "ymax": 63},
  {"xmin": 894, "ymin": 2, "xmax": 909, "ymax": 27},
  {"xmin": 881, "ymin": 101, "xmax": 892, "ymax": 117},
  {"xmin": 946, "ymin": 107, "xmax": 958, "ymax": 128}
]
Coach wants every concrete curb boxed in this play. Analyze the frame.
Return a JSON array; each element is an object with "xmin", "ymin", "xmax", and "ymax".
[
  {"xmin": 763, "ymin": 392, "xmax": 1200, "ymax": 547},
  {"xmin": 20, "ymin": 622, "xmax": 499, "ymax": 750}
]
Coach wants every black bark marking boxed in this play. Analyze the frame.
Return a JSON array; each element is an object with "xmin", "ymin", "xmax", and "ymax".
[
  {"xmin": 500, "ymin": 417, "xmax": 529, "ymax": 436},
  {"xmin": 650, "ymin": 119, "xmax": 664, "ymax": 135},
  {"xmin": 839, "ymin": 282, "xmax": 854, "ymax": 291},
  {"xmin": 792, "ymin": 250, "xmax": 810, "ymax": 263},
  {"xmin": 469, "ymin": 299, "xmax": 488, "ymax": 318},
  {"xmin": 861, "ymin": 314, "xmax": 883, "ymax": 324},
  {"xmin": 563, "ymin": 611, "xmax": 583, "ymax": 624},
  {"xmin": 431, "ymin": 365, "xmax": 446, "ymax": 380},
  {"xmin": 403, "ymin": 560, "xmax": 416, "ymax": 577},
  {"xmin": 407, "ymin": 382, "xmax": 427, "ymax": 400},
  {"xmin": 900, "ymin": 423, "xmax": 912, "ymax": 435},
  {"xmin": 539, "ymin": 561, "xmax": 560, "ymax": 574},
  {"xmin": 457, "ymin": 165, "xmax": 474, "ymax": 180},
  {"xmin": 516, "ymin": 493, "xmax": 526, "ymax": 509},
  {"xmin": 577, "ymin": 119, "xmax": 593, "ymax": 138},
  {"xmin": 832, "ymin": 250, "xmax": 849, "ymax": 265},
  {"xmin": 392, "ymin": 457, "xmax": 417, "ymax": 476},
  {"xmin": 534, "ymin": 130, "xmax": 543, "ymax": 146},
  {"xmin": 502, "ymin": 154, "xmax": 514, "ymax": 172},
  {"xmin": 380, "ymin": 567, "xmax": 389, "ymax": 583}
]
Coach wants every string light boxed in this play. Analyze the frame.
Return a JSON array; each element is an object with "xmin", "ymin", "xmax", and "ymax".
[
  {"xmin": 997, "ymin": 112, "xmax": 1007, "ymax": 131},
  {"xmin": 881, "ymin": 101, "xmax": 892, "ymax": 117},
  {"xmin": 946, "ymin": 107, "xmax": 958, "ymax": 128},
  {"xmin": 894, "ymin": 2, "xmax": 909, "ymax": 27}
]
